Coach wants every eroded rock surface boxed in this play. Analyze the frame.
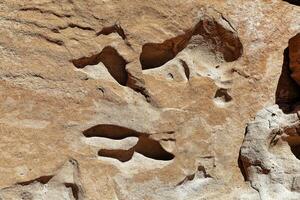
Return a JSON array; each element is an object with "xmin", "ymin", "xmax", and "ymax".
[
  {"xmin": 0, "ymin": 159, "xmax": 84, "ymax": 200},
  {"xmin": 0, "ymin": 0, "xmax": 299, "ymax": 199},
  {"xmin": 239, "ymin": 105, "xmax": 300, "ymax": 199}
]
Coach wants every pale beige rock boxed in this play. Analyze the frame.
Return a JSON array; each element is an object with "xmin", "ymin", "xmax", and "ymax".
[
  {"xmin": 240, "ymin": 105, "xmax": 300, "ymax": 200},
  {"xmin": 0, "ymin": 0, "xmax": 299, "ymax": 199},
  {"xmin": 0, "ymin": 159, "xmax": 84, "ymax": 200}
]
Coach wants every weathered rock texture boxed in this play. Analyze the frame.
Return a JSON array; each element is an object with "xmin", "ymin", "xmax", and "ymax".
[
  {"xmin": 0, "ymin": 0, "xmax": 299, "ymax": 199},
  {"xmin": 289, "ymin": 34, "xmax": 300, "ymax": 86},
  {"xmin": 240, "ymin": 105, "xmax": 300, "ymax": 199}
]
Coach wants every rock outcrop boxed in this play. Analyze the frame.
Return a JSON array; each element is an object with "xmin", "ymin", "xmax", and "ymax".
[
  {"xmin": 0, "ymin": 0, "xmax": 299, "ymax": 199},
  {"xmin": 239, "ymin": 105, "xmax": 300, "ymax": 200},
  {"xmin": 0, "ymin": 159, "xmax": 84, "ymax": 200}
]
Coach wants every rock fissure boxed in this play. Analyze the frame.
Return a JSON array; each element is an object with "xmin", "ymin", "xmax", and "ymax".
[
  {"xmin": 71, "ymin": 46, "xmax": 128, "ymax": 86},
  {"xmin": 83, "ymin": 124, "xmax": 175, "ymax": 162}
]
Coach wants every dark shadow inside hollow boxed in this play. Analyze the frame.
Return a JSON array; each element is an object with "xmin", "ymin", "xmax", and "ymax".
[
  {"xmin": 214, "ymin": 88, "xmax": 232, "ymax": 102},
  {"xmin": 83, "ymin": 124, "xmax": 141, "ymax": 139},
  {"xmin": 275, "ymin": 48, "xmax": 300, "ymax": 113},
  {"xmin": 283, "ymin": 0, "xmax": 300, "ymax": 6},
  {"xmin": 238, "ymin": 150, "xmax": 248, "ymax": 181},
  {"xmin": 98, "ymin": 148, "xmax": 134, "ymax": 162},
  {"xmin": 71, "ymin": 46, "xmax": 128, "ymax": 86},
  {"xmin": 96, "ymin": 24, "xmax": 126, "ymax": 40},
  {"xmin": 134, "ymin": 136, "xmax": 175, "ymax": 161},
  {"xmin": 291, "ymin": 145, "xmax": 300, "ymax": 160},
  {"xmin": 180, "ymin": 59, "xmax": 190, "ymax": 80},
  {"xmin": 97, "ymin": 136, "xmax": 174, "ymax": 162},
  {"xmin": 85, "ymin": 124, "xmax": 175, "ymax": 162},
  {"xmin": 64, "ymin": 183, "xmax": 80, "ymax": 200},
  {"xmin": 140, "ymin": 18, "xmax": 243, "ymax": 70},
  {"xmin": 140, "ymin": 33, "xmax": 191, "ymax": 70},
  {"xmin": 17, "ymin": 175, "xmax": 53, "ymax": 186}
]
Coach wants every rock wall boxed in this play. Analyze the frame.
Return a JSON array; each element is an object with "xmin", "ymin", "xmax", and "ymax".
[{"xmin": 0, "ymin": 0, "xmax": 299, "ymax": 199}]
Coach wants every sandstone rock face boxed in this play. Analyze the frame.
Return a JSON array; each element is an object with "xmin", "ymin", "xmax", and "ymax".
[
  {"xmin": 289, "ymin": 33, "xmax": 300, "ymax": 86},
  {"xmin": 240, "ymin": 105, "xmax": 300, "ymax": 200},
  {"xmin": 0, "ymin": 159, "xmax": 84, "ymax": 200},
  {"xmin": 0, "ymin": 0, "xmax": 299, "ymax": 199}
]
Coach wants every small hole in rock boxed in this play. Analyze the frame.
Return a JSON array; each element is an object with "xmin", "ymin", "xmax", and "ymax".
[
  {"xmin": 214, "ymin": 88, "xmax": 232, "ymax": 102},
  {"xmin": 97, "ymin": 87, "xmax": 105, "ymax": 94},
  {"xmin": 20, "ymin": 191, "xmax": 33, "ymax": 200},
  {"xmin": 168, "ymin": 73, "xmax": 174, "ymax": 79}
]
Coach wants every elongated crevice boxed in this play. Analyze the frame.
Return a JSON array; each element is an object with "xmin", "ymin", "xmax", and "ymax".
[
  {"xmin": 98, "ymin": 148, "xmax": 135, "ymax": 162},
  {"xmin": 71, "ymin": 46, "xmax": 128, "ymax": 86},
  {"xmin": 276, "ymin": 47, "xmax": 300, "ymax": 113},
  {"xmin": 180, "ymin": 59, "xmax": 190, "ymax": 80},
  {"xmin": 283, "ymin": 0, "xmax": 300, "ymax": 6},
  {"xmin": 83, "ymin": 124, "xmax": 142, "ymax": 139},
  {"xmin": 64, "ymin": 183, "xmax": 80, "ymax": 200},
  {"xmin": 17, "ymin": 175, "xmax": 53, "ymax": 186},
  {"xmin": 238, "ymin": 150, "xmax": 248, "ymax": 181},
  {"xmin": 140, "ymin": 17, "xmax": 243, "ymax": 70},
  {"xmin": 19, "ymin": 7, "xmax": 72, "ymax": 18},
  {"xmin": 96, "ymin": 24, "xmax": 126, "ymax": 40},
  {"xmin": 84, "ymin": 124, "xmax": 174, "ymax": 162}
]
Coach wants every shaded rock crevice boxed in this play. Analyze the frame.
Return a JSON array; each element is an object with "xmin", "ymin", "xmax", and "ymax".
[
  {"xmin": 83, "ymin": 124, "xmax": 175, "ymax": 162},
  {"xmin": 96, "ymin": 24, "xmax": 126, "ymax": 40},
  {"xmin": 71, "ymin": 46, "xmax": 128, "ymax": 86},
  {"xmin": 140, "ymin": 15, "xmax": 243, "ymax": 70},
  {"xmin": 283, "ymin": 0, "xmax": 300, "ymax": 6},
  {"xmin": 18, "ymin": 7, "xmax": 72, "ymax": 18},
  {"xmin": 276, "ymin": 38, "xmax": 300, "ymax": 113},
  {"xmin": 17, "ymin": 175, "xmax": 54, "ymax": 186},
  {"xmin": 214, "ymin": 88, "xmax": 232, "ymax": 103},
  {"xmin": 0, "ymin": 159, "xmax": 84, "ymax": 200}
]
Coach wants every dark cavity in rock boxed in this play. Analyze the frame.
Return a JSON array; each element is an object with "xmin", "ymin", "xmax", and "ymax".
[{"xmin": 71, "ymin": 46, "xmax": 128, "ymax": 86}]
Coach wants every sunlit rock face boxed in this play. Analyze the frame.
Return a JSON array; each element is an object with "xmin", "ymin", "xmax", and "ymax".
[
  {"xmin": 0, "ymin": 0, "xmax": 299, "ymax": 199},
  {"xmin": 240, "ymin": 105, "xmax": 300, "ymax": 200}
]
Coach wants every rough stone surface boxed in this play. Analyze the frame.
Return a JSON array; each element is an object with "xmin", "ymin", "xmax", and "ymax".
[
  {"xmin": 240, "ymin": 105, "xmax": 300, "ymax": 200},
  {"xmin": 0, "ymin": 0, "xmax": 299, "ymax": 199},
  {"xmin": 289, "ymin": 33, "xmax": 300, "ymax": 86}
]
